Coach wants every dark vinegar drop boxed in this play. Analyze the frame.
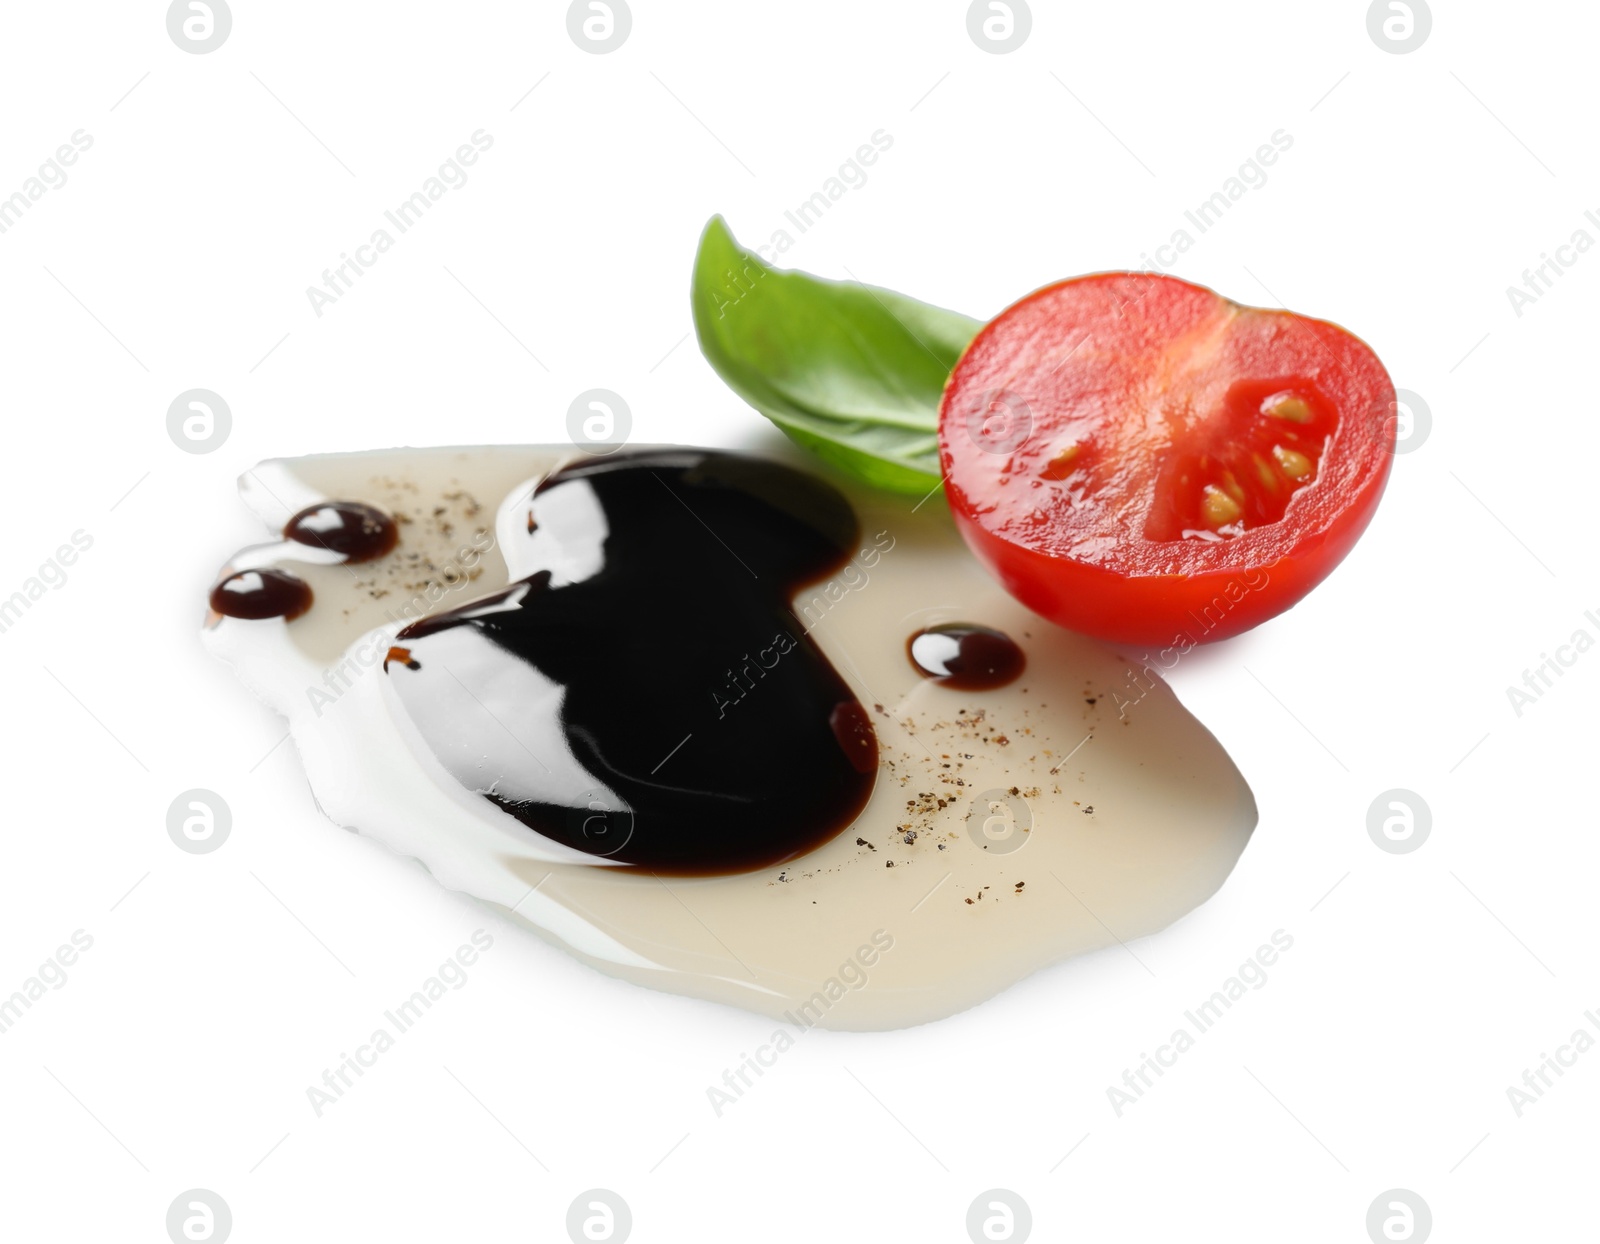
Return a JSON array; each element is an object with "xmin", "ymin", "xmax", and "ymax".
[
  {"xmin": 210, "ymin": 568, "xmax": 313, "ymax": 621},
  {"xmin": 907, "ymin": 623, "xmax": 1026, "ymax": 690},
  {"xmin": 285, "ymin": 501, "xmax": 398, "ymax": 562}
]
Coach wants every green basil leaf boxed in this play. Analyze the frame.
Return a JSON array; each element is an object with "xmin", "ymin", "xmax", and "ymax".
[{"xmin": 691, "ymin": 216, "xmax": 982, "ymax": 496}]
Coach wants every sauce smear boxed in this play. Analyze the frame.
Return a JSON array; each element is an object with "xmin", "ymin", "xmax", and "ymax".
[{"xmin": 387, "ymin": 450, "xmax": 878, "ymax": 875}]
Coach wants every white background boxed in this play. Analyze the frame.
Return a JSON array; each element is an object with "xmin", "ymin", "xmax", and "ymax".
[{"xmin": 1, "ymin": 1, "xmax": 1593, "ymax": 1240}]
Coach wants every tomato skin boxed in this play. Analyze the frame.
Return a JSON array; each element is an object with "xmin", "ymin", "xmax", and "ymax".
[{"xmin": 939, "ymin": 272, "xmax": 1396, "ymax": 647}]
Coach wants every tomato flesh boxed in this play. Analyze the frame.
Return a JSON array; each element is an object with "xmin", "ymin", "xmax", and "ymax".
[{"xmin": 939, "ymin": 273, "xmax": 1395, "ymax": 646}]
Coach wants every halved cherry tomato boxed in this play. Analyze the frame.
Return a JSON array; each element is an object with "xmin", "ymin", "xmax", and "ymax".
[{"xmin": 938, "ymin": 272, "xmax": 1395, "ymax": 646}]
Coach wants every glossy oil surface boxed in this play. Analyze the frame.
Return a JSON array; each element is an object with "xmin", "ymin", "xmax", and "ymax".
[{"xmin": 203, "ymin": 445, "xmax": 1259, "ymax": 1029}]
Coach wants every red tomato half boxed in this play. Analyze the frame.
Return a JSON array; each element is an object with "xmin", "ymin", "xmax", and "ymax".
[{"xmin": 938, "ymin": 272, "xmax": 1396, "ymax": 647}]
